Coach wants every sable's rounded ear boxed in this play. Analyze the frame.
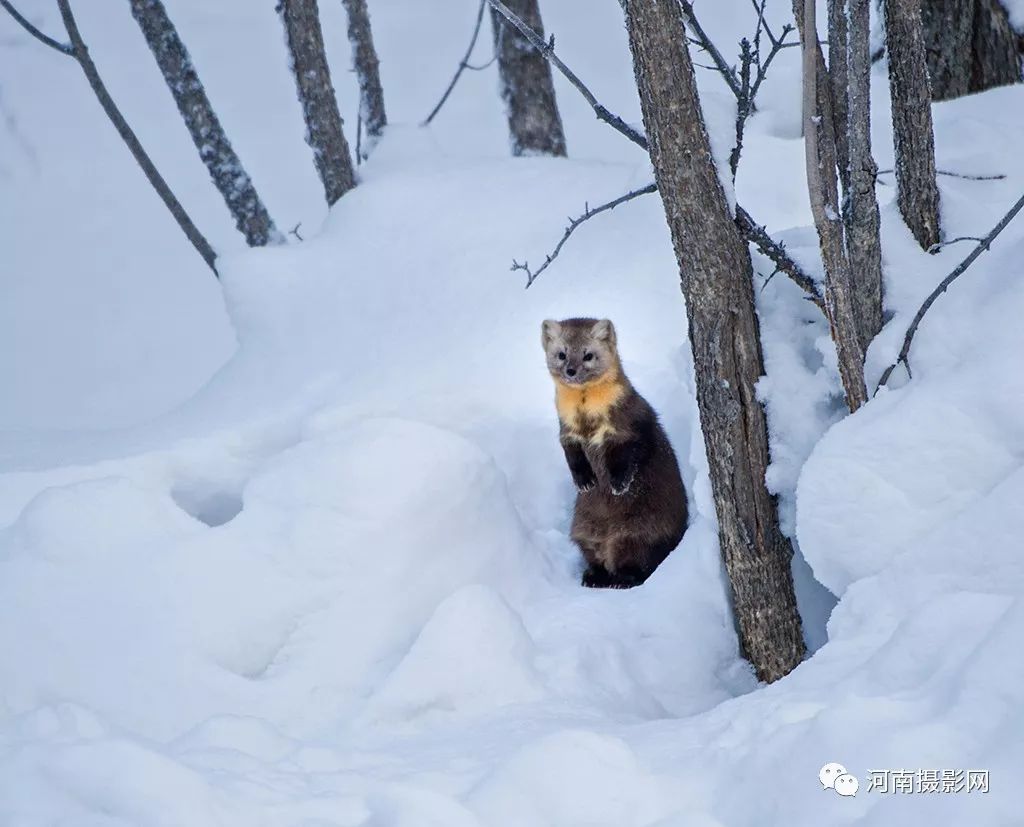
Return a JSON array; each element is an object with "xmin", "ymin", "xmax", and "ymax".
[
  {"xmin": 541, "ymin": 319, "xmax": 561, "ymax": 348},
  {"xmin": 592, "ymin": 319, "xmax": 616, "ymax": 344}
]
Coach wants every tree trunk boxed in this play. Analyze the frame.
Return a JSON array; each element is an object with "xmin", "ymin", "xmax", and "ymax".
[
  {"xmin": 129, "ymin": 0, "xmax": 281, "ymax": 247},
  {"xmin": 826, "ymin": 0, "xmax": 851, "ymax": 192},
  {"xmin": 845, "ymin": 0, "xmax": 884, "ymax": 348},
  {"xmin": 802, "ymin": 0, "xmax": 869, "ymax": 411},
  {"xmin": 885, "ymin": 0, "xmax": 941, "ymax": 249},
  {"xmin": 489, "ymin": 0, "xmax": 567, "ymax": 157},
  {"xmin": 341, "ymin": 0, "xmax": 386, "ymax": 155},
  {"xmin": 920, "ymin": 0, "xmax": 1021, "ymax": 101},
  {"xmin": 279, "ymin": 0, "xmax": 356, "ymax": 205},
  {"xmin": 54, "ymin": 0, "xmax": 216, "ymax": 273},
  {"xmin": 622, "ymin": 0, "xmax": 806, "ymax": 683}
]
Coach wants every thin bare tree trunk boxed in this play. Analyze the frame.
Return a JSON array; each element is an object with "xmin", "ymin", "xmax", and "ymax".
[
  {"xmin": 53, "ymin": 0, "xmax": 217, "ymax": 273},
  {"xmin": 279, "ymin": 0, "xmax": 356, "ymax": 205},
  {"xmin": 129, "ymin": 0, "xmax": 281, "ymax": 247},
  {"xmin": 920, "ymin": 0, "xmax": 1021, "ymax": 101},
  {"xmin": 826, "ymin": 0, "xmax": 851, "ymax": 192},
  {"xmin": 489, "ymin": 0, "xmax": 567, "ymax": 157},
  {"xmin": 623, "ymin": 0, "xmax": 806, "ymax": 683},
  {"xmin": 885, "ymin": 0, "xmax": 941, "ymax": 249},
  {"xmin": 800, "ymin": 0, "xmax": 869, "ymax": 410},
  {"xmin": 341, "ymin": 0, "xmax": 386, "ymax": 154},
  {"xmin": 845, "ymin": 0, "xmax": 884, "ymax": 348}
]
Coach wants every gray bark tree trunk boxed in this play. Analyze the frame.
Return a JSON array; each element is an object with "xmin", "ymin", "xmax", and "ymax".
[
  {"xmin": 885, "ymin": 0, "xmax": 941, "ymax": 249},
  {"xmin": 845, "ymin": 0, "xmax": 885, "ymax": 348},
  {"xmin": 341, "ymin": 0, "xmax": 386, "ymax": 154},
  {"xmin": 129, "ymin": 0, "xmax": 281, "ymax": 247},
  {"xmin": 489, "ymin": 0, "xmax": 567, "ymax": 157},
  {"xmin": 622, "ymin": 0, "xmax": 806, "ymax": 683},
  {"xmin": 826, "ymin": 0, "xmax": 851, "ymax": 192},
  {"xmin": 279, "ymin": 0, "xmax": 356, "ymax": 205},
  {"xmin": 50, "ymin": 0, "xmax": 217, "ymax": 273},
  {"xmin": 802, "ymin": 0, "xmax": 868, "ymax": 411},
  {"xmin": 920, "ymin": 0, "xmax": 1021, "ymax": 101}
]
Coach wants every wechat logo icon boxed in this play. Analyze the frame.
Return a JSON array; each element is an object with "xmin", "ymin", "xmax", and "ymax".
[{"xmin": 820, "ymin": 762, "xmax": 859, "ymax": 797}]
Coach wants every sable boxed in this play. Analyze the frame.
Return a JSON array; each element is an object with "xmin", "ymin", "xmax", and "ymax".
[{"xmin": 542, "ymin": 318, "xmax": 687, "ymax": 589}]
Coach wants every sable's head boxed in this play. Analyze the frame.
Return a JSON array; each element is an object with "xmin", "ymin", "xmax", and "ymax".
[{"xmin": 541, "ymin": 318, "xmax": 619, "ymax": 386}]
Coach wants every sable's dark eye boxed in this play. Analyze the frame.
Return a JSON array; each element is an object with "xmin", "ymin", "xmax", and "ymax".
[
  {"xmin": 583, "ymin": 353, "xmax": 594, "ymax": 362},
  {"xmin": 557, "ymin": 352, "xmax": 566, "ymax": 361}
]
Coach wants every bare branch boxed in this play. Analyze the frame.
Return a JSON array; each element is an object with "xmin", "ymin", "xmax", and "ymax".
[
  {"xmin": 735, "ymin": 206, "xmax": 825, "ymax": 308},
  {"xmin": 926, "ymin": 235, "xmax": 983, "ymax": 254},
  {"xmin": 56, "ymin": 0, "xmax": 218, "ymax": 273},
  {"xmin": 488, "ymin": 0, "xmax": 818, "ymax": 311},
  {"xmin": 486, "ymin": 0, "xmax": 649, "ymax": 149},
  {"xmin": 0, "ymin": 0, "xmax": 72, "ymax": 54},
  {"xmin": 678, "ymin": 0, "xmax": 745, "ymax": 102},
  {"xmin": 877, "ymin": 167, "xmax": 1005, "ymax": 181},
  {"xmin": 515, "ymin": 183, "xmax": 657, "ymax": 287},
  {"xmin": 876, "ymin": 191, "xmax": 1024, "ymax": 392},
  {"xmin": 422, "ymin": 0, "xmax": 488, "ymax": 125}
]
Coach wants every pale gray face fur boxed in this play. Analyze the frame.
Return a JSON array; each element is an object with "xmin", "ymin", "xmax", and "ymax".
[{"xmin": 541, "ymin": 318, "xmax": 618, "ymax": 386}]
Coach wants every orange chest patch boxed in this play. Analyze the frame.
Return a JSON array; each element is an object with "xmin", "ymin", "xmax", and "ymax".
[{"xmin": 555, "ymin": 379, "xmax": 624, "ymax": 442}]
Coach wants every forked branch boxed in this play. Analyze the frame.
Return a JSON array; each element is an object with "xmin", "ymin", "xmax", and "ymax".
[
  {"xmin": 2, "ymin": 0, "xmax": 217, "ymax": 274},
  {"xmin": 489, "ymin": 0, "xmax": 817, "ymax": 309},
  {"xmin": 876, "ymin": 192, "xmax": 1024, "ymax": 392},
  {"xmin": 515, "ymin": 183, "xmax": 657, "ymax": 287}
]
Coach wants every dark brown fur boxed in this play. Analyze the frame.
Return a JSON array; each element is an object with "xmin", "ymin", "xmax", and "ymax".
[{"xmin": 542, "ymin": 318, "xmax": 688, "ymax": 588}]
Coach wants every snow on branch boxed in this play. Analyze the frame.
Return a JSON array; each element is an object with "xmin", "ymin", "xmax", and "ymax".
[
  {"xmin": 735, "ymin": 206, "xmax": 824, "ymax": 309},
  {"xmin": 876, "ymin": 191, "xmax": 1024, "ymax": 392}
]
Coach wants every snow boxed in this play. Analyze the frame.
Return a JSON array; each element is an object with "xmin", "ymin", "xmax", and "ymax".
[{"xmin": 2, "ymin": 0, "xmax": 1023, "ymax": 824}]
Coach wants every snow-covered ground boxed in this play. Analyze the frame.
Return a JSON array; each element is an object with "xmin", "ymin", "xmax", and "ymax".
[{"xmin": 2, "ymin": 0, "xmax": 1022, "ymax": 824}]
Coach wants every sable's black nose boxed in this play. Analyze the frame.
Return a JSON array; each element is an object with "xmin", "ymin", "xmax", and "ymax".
[{"xmin": 566, "ymin": 367, "xmax": 577, "ymax": 377}]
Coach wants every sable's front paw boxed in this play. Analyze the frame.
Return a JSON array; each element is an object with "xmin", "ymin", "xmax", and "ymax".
[
  {"xmin": 582, "ymin": 565, "xmax": 612, "ymax": 588},
  {"xmin": 610, "ymin": 471, "xmax": 635, "ymax": 496},
  {"xmin": 572, "ymin": 471, "xmax": 598, "ymax": 493}
]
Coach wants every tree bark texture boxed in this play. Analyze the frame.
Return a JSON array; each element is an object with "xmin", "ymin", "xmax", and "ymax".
[
  {"xmin": 489, "ymin": 0, "xmax": 567, "ymax": 157},
  {"xmin": 920, "ymin": 0, "xmax": 1021, "ymax": 101},
  {"xmin": 845, "ymin": 0, "xmax": 885, "ymax": 348},
  {"xmin": 885, "ymin": 0, "xmax": 941, "ymax": 249},
  {"xmin": 55, "ymin": 0, "xmax": 217, "ymax": 273},
  {"xmin": 279, "ymin": 0, "xmax": 356, "ymax": 205},
  {"xmin": 130, "ymin": 0, "xmax": 281, "ymax": 247},
  {"xmin": 802, "ymin": 0, "xmax": 869, "ymax": 411},
  {"xmin": 341, "ymin": 0, "xmax": 386, "ymax": 147},
  {"xmin": 826, "ymin": 0, "xmax": 851, "ymax": 192},
  {"xmin": 623, "ymin": 0, "xmax": 806, "ymax": 683}
]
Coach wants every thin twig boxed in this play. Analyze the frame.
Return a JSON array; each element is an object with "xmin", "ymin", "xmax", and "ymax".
[
  {"xmin": 876, "ymin": 192, "xmax": 1024, "ymax": 392},
  {"xmin": 735, "ymin": 205, "xmax": 825, "ymax": 308},
  {"xmin": 515, "ymin": 183, "xmax": 658, "ymax": 288},
  {"xmin": 748, "ymin": 23, "xmax": 794, "ymax": 103},
  {"xmin": 750, "ymin": 0, "xmax": 779, "ymax": 46},
  {"xmin": 678, "ymin": 0, "xmax": 744, "ymax": 102},
  {"xmin": 926, "ymin": 235, "xmax": 982, "ymax": 254},
  {"xmin": 0, "ymin": 0, "xmax": 72, "ymax": 53},
  {"xmin": 487, "ymin": 0, "xmax": 816, "ymax": 308},
  {"xmin": 422, "ymin": 0, "xmax": 488, "ymax": 126},
  {"xmin": 289, "ymin": 222, "xmax": 303, "ymax": 241},
  {"xmin": 486, "ymin": 0, "xmax": 648, "ymax": 149},
  {"xmin": 877, "ymin": 167, "xmax": 1005, "ymax": 181}
]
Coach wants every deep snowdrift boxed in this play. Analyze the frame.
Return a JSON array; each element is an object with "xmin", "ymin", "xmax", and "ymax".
[{"xmin": 2, "ymin": 0, "xmax": 1022, "ymax": 824}]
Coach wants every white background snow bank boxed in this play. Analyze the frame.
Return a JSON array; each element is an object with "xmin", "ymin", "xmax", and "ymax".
[{"xmin": 2, "ymin": 0, "xmax": 1023, "ymax": 823}]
